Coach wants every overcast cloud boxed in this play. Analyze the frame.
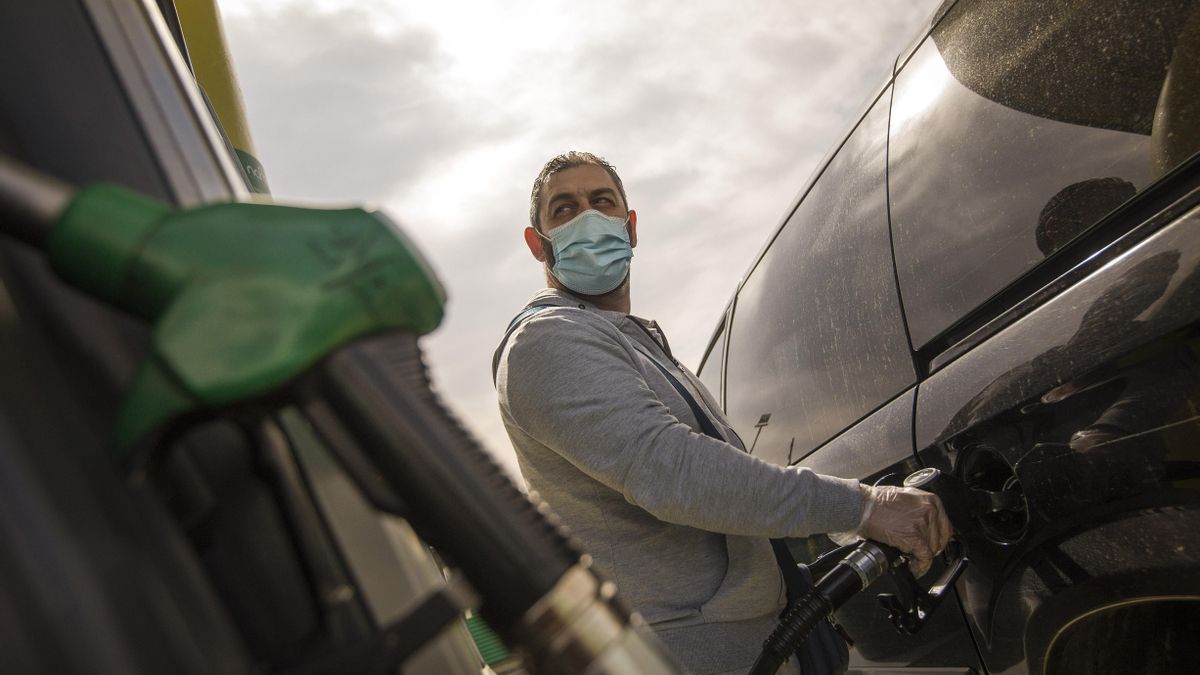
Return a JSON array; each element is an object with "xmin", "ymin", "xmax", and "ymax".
[{"xmin": 219, "ymin": 0, "xmax": 943, "ymax": 480}]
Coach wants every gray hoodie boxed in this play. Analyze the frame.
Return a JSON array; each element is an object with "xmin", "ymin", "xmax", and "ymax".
[{"xmin": 494, "ymin": 289, "xmax": 864, "ymax": 674}]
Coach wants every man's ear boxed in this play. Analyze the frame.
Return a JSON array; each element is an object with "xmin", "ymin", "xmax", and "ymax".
[
  {"xmin": 627, "ymin": 209, "xmax": 638, "ymax": 248},
  {"xmin": 524, "ymin": 226, "xmax": 547, "ymax": 261}
]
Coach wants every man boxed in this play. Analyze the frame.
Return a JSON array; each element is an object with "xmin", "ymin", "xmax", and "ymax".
[{"xmin": 493, "ymin": 151, "xmax": 950, "ymax": 674}]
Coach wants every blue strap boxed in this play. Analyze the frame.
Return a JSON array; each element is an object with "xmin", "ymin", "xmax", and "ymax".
[
  {"xmin": 505, "ymin": 305, "xmax": 553, "ymax": 339},
  {"xmin": 632, "ymin": 343, "xmax": 810, "ymax": 600},
  {"xmin": 492, "ymin": 305, "xmax": 554, "ymax": 385},
  {"xmin": 636, "ymin": 348, "xmax": 725, "ymax": 441}
]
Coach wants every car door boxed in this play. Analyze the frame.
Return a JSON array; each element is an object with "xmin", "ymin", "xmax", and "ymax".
[
  {"xmin": 890, "ymin": 1, "xmax": 1200, "ymax": 672},
  {"xmin": 707, "ymin": 79, "xmax": 985, "ymax": 671},
  {"xmin": 721, "ymin": 85, "xmax": 913, "ymax": 468},
  {"xmin": 697, "ymin": 300, "xmax": 730, "ymax": 410}
]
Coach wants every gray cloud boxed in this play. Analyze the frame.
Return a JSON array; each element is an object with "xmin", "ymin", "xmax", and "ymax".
[
  {"xmin": 226, "ymin": 5, "xmax": 504, "ymax": 202},
  {"xmin": 223, "ymin": 0, "xmax": 943, "ymax": 480}
]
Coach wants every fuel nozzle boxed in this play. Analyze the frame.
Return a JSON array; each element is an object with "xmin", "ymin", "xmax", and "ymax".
[
  {"xmin": 754, "ymin": 468, "xmax": 1030, "ymax": 673},
  {"xmin": 902, "ymin": 467, "xmax": 1024, "ymax": 536},
  {"xmin": 874, "ymin": 467, "xmax": 1024, "ymax": 636}
]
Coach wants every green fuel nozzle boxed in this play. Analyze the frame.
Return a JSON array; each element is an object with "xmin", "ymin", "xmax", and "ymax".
[{"xmin": 44, "ymin": 183, "xmax": 445, "ymax": 454}]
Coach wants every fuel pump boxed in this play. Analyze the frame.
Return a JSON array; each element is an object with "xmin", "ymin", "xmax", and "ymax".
[{"xmin": 0, "ymin": 155, "xmax": 680, "ymax": 675}]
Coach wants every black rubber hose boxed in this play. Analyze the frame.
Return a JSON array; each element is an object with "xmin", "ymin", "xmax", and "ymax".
[
  {"xmin": 0, "ymin": 154, "xmax": 71, "ymax": 246},
  {"xmin": 749, "ymin": 589, "xmax": 833, "ymax": 675},
  {"xmin": 750, "ymin": 541, "xmax": 896, "ymax": 675},
  {"xmin": 302, "ymin": 332, "xmax": 588, "ymax": 632}
]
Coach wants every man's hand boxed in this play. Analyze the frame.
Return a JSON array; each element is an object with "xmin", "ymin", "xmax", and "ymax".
[{"xmin": 858, "ymin": 485, "xmax": 953, "ymax": 577}]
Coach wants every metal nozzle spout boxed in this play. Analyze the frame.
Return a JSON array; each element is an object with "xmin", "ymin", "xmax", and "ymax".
[
  {"xmin": 0, "ymin": 154, "xmax": 74, "ymax": 247},
  {"xmin": 519, "ymin": 565, "xmax": 680, "ymax": 674}
]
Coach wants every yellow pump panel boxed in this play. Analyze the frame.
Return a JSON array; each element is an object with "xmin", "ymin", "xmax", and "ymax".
[{"xmin": 173, "ymin": 0, "xmax": 270, "ymax": 193}]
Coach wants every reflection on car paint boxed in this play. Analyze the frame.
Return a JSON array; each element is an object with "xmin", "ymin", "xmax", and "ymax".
[
  {"xmin": 920, "ymin": 207, "xmax": 1200, "ymax": 448},
  {"xmin": 889, "ymin": 0, "xmax": 1200, "ymax": 349},
  {"xmin": 918, "ymin": 208, "xmax": 1200, "ymax": 673}
]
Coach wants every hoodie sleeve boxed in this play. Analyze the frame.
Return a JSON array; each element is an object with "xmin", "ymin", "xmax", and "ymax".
[{"xmin": 497, "ymin": 309, "xmax": 865, "ymax": 538}]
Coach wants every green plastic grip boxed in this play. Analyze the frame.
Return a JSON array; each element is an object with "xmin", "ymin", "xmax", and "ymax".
[{"xmin": 45, "ymin": 184, "xmax": 446, "ymax": 455}]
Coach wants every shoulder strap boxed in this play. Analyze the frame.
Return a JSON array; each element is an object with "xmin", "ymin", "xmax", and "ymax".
[
  {"xmin": 492, "ymin": 305, "xmax": 554, "ymax": 386},
  {"xmin": 630, "ymin": 341, "xmax": 811, "ymax": 599},
  {"xmin": 636, "ymin": 349, "xmax": 724, "ymax": 440}
]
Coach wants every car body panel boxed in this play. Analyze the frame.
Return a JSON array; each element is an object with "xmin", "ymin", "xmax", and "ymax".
[
  {"xmin": 916, "ymin": 203, "xmax": 1200, "ymax": 450},
  {"xmin": 915, "ymin": 203, "xmax": 1200, "ymax": 673}
]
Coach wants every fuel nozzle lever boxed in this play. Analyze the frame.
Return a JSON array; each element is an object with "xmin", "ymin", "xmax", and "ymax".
[{"xmin": 876, "ymin": 548, "xmax": 968, "ymax": 634}]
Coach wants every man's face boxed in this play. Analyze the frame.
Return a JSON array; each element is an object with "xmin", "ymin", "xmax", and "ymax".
[
  {"xmin": 540, "ymin": 164, "xmax": 627, "ymax": 232},
  {"xmin": 524, "ymin": 164, "xmax": 637, "ymax": 265}
]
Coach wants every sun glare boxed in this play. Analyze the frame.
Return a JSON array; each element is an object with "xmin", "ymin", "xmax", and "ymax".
[{"xmin": 890, "ymin": 47, "xmax": 951, "ymax": 129}]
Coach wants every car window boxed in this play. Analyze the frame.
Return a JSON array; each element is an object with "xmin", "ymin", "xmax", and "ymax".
[
  {"xmin": 889, "ymin": 0, "xmax": 1200, "ymax": 349},
  {"xmin": 696, "ymin": 311, "xmax": 727, "ymax": 409},
  {"xmin": 723, "ymin": 90, "xmax": 916, "ymax": 467}
]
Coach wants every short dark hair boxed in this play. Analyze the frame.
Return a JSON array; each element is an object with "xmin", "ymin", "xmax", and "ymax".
[{"xmin": 529, "ymin": 151, "xmax": 628, "ymax": 232}]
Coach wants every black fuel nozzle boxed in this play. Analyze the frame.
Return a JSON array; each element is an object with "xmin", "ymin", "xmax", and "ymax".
[
  {"xmin": 871, "ymin": 467, "xmax": 1010, "ymax": 636},
  {"xmin": 872, "ymin": 466, "xmax": 1028, "ymax": 635},
  {"xmin": 756, "ymin": 466, "xmax": 1023, "ymax": 668},
  {"xmin": 876, "ymin": 550, "xmax": 968, "ymax": 634}
]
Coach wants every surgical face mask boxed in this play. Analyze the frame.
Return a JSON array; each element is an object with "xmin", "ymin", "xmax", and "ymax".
[{"xmin": 538, "ymin": 209, "xmax": 633, "ymax": 295}]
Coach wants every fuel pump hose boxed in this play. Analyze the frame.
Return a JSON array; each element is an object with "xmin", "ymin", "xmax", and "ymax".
[{"xmin": 750, "ymin": 542, "xmax": 897, "ymax": 675}]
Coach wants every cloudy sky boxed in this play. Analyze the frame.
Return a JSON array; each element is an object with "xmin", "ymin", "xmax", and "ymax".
[{"xmin": 218, "ymin": 0, "xmax": 943, "ymax": 480}]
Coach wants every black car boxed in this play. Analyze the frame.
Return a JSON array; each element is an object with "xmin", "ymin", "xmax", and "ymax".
[{"xmin": 697, "ymin": 0, "xmax": 1200, "ymax": 672}]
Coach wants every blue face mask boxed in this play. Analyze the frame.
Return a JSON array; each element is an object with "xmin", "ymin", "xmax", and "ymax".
[{"xmin": 539, "ymin": 209, "xmax": 633, "ymax": 295}]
